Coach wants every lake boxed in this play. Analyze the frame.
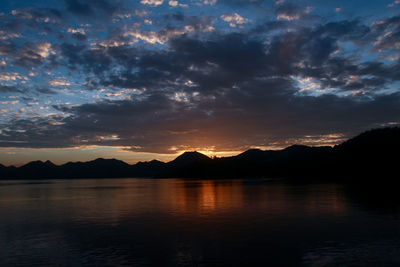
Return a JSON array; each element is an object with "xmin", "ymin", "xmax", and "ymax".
[{"xmin": 0, "ymin": 178, "xmax": 399, "ymax": 266}]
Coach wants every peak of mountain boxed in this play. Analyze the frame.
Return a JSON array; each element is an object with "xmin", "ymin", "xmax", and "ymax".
[
  {"xmin": 88, "ymin": 158, "xmax": 130, "ymax": 166},
  {"xmin": 44, "ymin": 160, "xmax": 56, "ymax": 166},
  {"xmin": 20, "ymin": 160, "xmax": 56, "ymax": 167},
  {"xmin": 235, "ymin": 149, "xmax": 273, "ymax": 162},
  {"xmin": 336, "ymin": 127, "xmax": 400, "ymax": 151},
  {"xmin": 161, "ymin": 151, "xmax": 212, "ymax": 178},
  {"xmin": 170, "ymin": 151, "xmax": 211, "ymax": 164},
  {"xmin": 237, "ymin": 148, "xmax": 264, "ymax": 156},
  {"xmin": 130, "ymin": 159, "xmax": 166, "ymax": 177},
  {"xmin": 150, "ymin": 159, "xmax": 165, "ymax": 165},
  {"xmin": 61, "ymin": 158, "xmax": 129, "ymax": 167},
  {"xmin": 24, "ymin": 160, "xmax": 44, "ymax": 165}
]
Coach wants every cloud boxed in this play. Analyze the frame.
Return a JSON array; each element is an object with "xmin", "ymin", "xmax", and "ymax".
[
  {"xmin": 49, "ymin": 78, "xmax": 71, "ymax": 86},
  {"xmin": 0, "ymin": 72, "xmax": 27, "ymax": 81},
  {"xmin": 67, "ymin": 28, "xmax": 85, "ymax": 34},
  {"xmin": 275, "ymin": 3, "xmax": 313, "ymax": 21},
  {"xmin": 65, "ymin": 0, "xmax": 118, "ymax": 18},
  {"xmin": 1, "ymin": 2, "xmax": 400, "ymax": 154},
  {"xmin": 388, "ymin": 0, "xmax": 400, "ymax": 7},
  {"xmin": 10, "ymin": 7, "xmax": 63, "ymax": 23},
  {"xmin": 36, "ymin": 87, "xmax": 58, "ymax": 94},
  {"xmin": 36, "ymin": 43, "xmax": 52, "ymax": 58},
  {"xmin": 12, "ymin": 42, "xmax": 53, "ymax": 69},
  {"xmin": 0, "ymin": 85, "xmax": 22, "ymax": 93},
  {"xmin": 109, "ymin": 19, "xmax": 213, "ymax": 46},
  {"xmin": 0, "ymin": 100, "xmax": 19, "ymax": 105},
  {"xmin": 167, "ymin": 0, "xmax": 188, "ymax": 7},
  {"xmin": 216, "ymin": 0, "xmax": 264, "ymax": 7},
  {"xmin": 65, "ymin": 0, "xmax": 92, "ymax": 15},
  {"xmin": 220, "ymin": 13, "xmax": 249, "ymax": 27},
  {"xmin": 371, "ymin": 16, "xmax": 400, "ymax": 52},
  {"xmin": 67, "ymin": 28, "xmax": 87, "ymax": 41},
  {"xmin": 140, "ymin": 0, "xmax": 164, "ymax": 6},
  {"xmin": 3, "ymin": 19, "xmax": 400, "ymax": 152},
  {"xmin": 203, "ymin": 0, "xmax": 217, "ymax": 5}
]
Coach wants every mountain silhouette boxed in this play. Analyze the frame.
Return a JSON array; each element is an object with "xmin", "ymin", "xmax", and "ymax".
[
  {"xmin": 129, "ymin": 160, "xmax": 166, "ymax": 177},
  {"xmin": 17, "ymin": 160, "xmax": 58, "ymax": 178},
  {"xmin": 59, "ymin": 158, "xmax": 131, "ymax": 178},
  {"xmin": 332, "ymin": 127, "xmax": 400, "ymax": 180},
  {"xmin": 161, "ymin": 151, "xmax": 212, "ymax": 178},
  {"xmin": 169, "ymin": 151, "xmax": 211, "ymax": 166},
  {"xmin": 0, "ymin": 127, "xmax": 399, "ymax": 181},
  {"xmin": 336, "ymin": 127, "xmax": 400, "ymax": 151}
]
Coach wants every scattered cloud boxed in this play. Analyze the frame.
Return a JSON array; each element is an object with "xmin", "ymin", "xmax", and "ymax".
[
  {"xmin": 203, "ymin": 0, "xmax": 217, "ymax": 5},
  {"xmin": 0, "ymin": 0, "xmax": 399, "ymax": 156},
  {"xmin": 49, "ymin": 78, "xmax": 71, "ymax": 86},
  {"xmin": 388, "ymin": 0, "xmax": 400, "ymax": 7},
  {"xmin": 169, "ymin": 0, "xmax": 178, "ymax": 7},
  {"xmin": 275, "ymin": 3, "xmax": 315, "ymax": 21},
  {"xmin": 221, "ymin": 13, "xmax": 249, "ymax": 27},
  {"xmin": 140, "ymin": 0, "xmax": 164, "ymax": 6}
]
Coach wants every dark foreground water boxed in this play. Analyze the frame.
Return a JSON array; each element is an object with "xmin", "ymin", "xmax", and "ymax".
[{"xmin": 0, "ymin": 178, "xmax": 400, "ymax": 266}]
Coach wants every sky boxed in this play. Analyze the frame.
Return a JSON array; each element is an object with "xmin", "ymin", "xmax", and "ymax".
[{"xmin": 0, "ymin": 0, "xmax": 400, "ymax": 165}]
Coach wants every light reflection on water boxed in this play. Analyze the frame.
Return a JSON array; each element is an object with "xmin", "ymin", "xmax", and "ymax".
[{"xmin": 0, "ymin": 178, "xmax": 399, "ymax": 266}]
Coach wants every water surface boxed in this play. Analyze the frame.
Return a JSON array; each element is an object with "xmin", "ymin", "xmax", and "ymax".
[{"xmin": 0, "ymin": 178, "xmax": 399, "ymax": 266}]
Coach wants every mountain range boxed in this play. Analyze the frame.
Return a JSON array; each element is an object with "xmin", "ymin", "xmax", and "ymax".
[{"xmin": 1, "ymin": 127, "xmax": 399, "ymax": 181}]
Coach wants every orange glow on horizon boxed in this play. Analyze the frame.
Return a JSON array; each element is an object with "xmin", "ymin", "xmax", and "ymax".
[{"xmin": 0, "ymin": 130, "xmax": 347, "ymax": 166}]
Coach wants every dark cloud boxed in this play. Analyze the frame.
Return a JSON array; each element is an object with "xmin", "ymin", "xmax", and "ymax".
[
  {"xmin": 65, "ymin": 0, "xmax": 93, "ymax": 16},
  {"xmin": 275, "ymin": 3, "xmax": 316, "ymax": 21},
  {"xmin": 162, "ymin": 13, "xmax": 216, "ymax": 31},
  {"xmin": 0, "ymin": 85, "xmax": 22, "ymax": 93},
  {"xmin": 370, "ymin": 16, "xmax": 400, "ymax": 52},
  {"xmin": 65, "ymin": 0, "xmax": 119, "ymax": 17},
  {"xmin": 2, "ymin": 82, "xmax": 400, "ymax": 152},
  {"xmin": 314, "ymin": 20, "xmax": 370, "ymax": 40},
  {"xmin": 0, "ymin": 7, "xmax": 65, "ymax": 36},
  {"xmin": 36, "ymin": 87, "xmax": 58, "ymax": 95},
  {"xmin": 0, "ymin": 41, "xmax": 17, "ymax": 56},
  {"xmin": 13, "ymin": 42, "xmax": 51, "ymax": 69},
  {"xmin": 217, "ymin": 0, "xmax": 265, "ymax": 7},
  {"xmin": 70, "ymin": 32, "xmax": 87, "ymax": 41}
]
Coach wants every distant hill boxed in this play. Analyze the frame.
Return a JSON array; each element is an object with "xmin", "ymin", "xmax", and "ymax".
[{"xmin": 0, "ymin": 127, "xmax": 399, "ymax": 180}]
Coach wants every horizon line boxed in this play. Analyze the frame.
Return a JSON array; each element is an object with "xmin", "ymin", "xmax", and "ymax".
[{"xmin": 1, "ymin": 126, "xmax": 398, "ymax": 167}]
